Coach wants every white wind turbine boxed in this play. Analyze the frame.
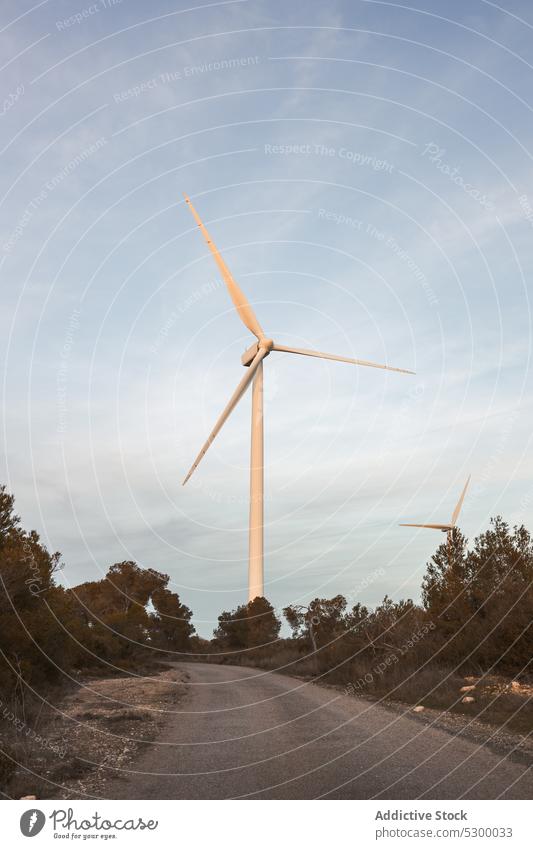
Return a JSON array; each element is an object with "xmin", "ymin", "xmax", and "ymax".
[
  {"xmin": 182, "ymin": 195, "xmax": 414, "ymax": 602},
  {"xmin": 400, "ymin": 475, "xmax": 471, "ymax": 552}
]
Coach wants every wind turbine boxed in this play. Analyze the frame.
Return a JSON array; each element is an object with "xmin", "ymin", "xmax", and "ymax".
[
  {"xmin": 182, "ymin": 195, "xmax": 414, "ymax": 602},
  {"xmin": 400, "ymin": 475, "xmax": 471, "ymax": 552}
]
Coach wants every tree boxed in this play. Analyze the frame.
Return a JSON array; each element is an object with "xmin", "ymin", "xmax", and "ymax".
[
  {"xmin": 422, "ymin": 519, "xmax": 533, "ymax": 671},
  {"xmin": 0, "ymin": 488, "xmax": 72, "ymax": 693},
  {"xmin": 422, "ymin": 527, "xmax": 469, "ymax": 614},
  {"xmin": 0, "ymin": 485, "xmax": 19, "ymax": 540},
  {"xmin": 215, "ymin": 597, "xmax": 281, "ymax": 649},
  {"xmin": 284, "ymin": 595, "xmax": 347, "ymax": 651},
  {"xmin": 71, "ymin": 562, "xmax": 173, "ymax": 660},
  {"xmin": 105, "ymin": 561, "xmax": 169, "ymax": 614},
  {"xmin": 151, "ymin": 587, "xmax": 195, "ymax": 651}
]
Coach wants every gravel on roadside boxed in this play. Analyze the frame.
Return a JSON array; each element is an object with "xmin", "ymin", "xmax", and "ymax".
[{"xmin": 6, "ymin": 665, "xmax": 189, "ymax": 800}]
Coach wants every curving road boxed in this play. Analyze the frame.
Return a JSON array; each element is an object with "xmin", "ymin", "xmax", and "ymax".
[{"xmin": 107, "ymin": 662, "xmax": 532, "ymax": 800}]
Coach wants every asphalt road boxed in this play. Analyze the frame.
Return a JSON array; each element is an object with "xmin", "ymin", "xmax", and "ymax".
[{"xmin": 107, "ymin": 662, "xmax": 532, "ymax": 800}]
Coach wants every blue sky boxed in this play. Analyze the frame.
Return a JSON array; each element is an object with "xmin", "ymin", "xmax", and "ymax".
[{"xmin": 1, "ymin": 0, "xmax": 533, "ymax": 637}]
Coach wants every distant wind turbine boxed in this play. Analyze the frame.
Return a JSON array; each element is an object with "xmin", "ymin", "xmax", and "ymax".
[
  {"xmin": 400, "ymin": 475, "xmax": 471, "ymax": 550},
  {"xmin": 182, "ymin": 195, "xmax": 414, "ymax": 602}
]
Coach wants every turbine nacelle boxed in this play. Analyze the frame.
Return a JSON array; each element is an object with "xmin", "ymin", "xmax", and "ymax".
[
  {"xmin": 399, "ymin": 476, "xmax": 471, "ymax": 537},
  {"xmin": 242, "ymin": 339, "xmax": 274, "ymax": 365}
]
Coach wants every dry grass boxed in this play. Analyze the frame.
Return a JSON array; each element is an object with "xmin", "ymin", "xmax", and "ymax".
[
  {"xmin": 103, "ymin": 709, "xmax": 152, "ymax": 725},
  {"xmin": 338, "ymin": 662, "xmax": 533, "ymax": 735}
]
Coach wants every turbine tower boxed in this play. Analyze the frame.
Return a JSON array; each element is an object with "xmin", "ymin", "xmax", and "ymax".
[
  {"xmin": 182, "ymin": 195, "xmax": 414, "ymax": 602},
  {"xmin": 400, "ymin": 475, "xmax": 471, "ymax": 551}
]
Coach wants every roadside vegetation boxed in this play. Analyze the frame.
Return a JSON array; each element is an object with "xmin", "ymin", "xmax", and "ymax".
[
  {"xmin": 208, "ymin": 519, "xmax": 533, "ymax": 734},
  {"xmin": 0, "ymin": 484, "xmax": 197, "ymax": 794}
]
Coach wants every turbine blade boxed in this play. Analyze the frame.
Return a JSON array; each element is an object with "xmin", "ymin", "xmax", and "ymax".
[
  {"xmin": 451, "ymin": 475, "xmax": 471, "ymax": 526},
  {"xmin": 182, "ymin": 348, "xmax": 267, "ymax": 485},
  {"xmin": 400, "ymin": 523, "xmax": 453, "ymax": 530},
  {"xmin": 272, "ymin": 344, "xmax": 414, "ymax": 375},
  {"xmin": 184, "ymin": 195, "xmax": 265, "ymax": 340}
]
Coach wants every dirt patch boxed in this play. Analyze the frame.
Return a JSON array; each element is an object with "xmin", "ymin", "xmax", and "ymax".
[{"xmin": 5, "ymin": 665, "xmax": 189, "ymax": 799}]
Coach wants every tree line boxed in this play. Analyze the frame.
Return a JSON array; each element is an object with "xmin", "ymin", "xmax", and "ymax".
[
  {"xmin": 0, "ymin": 485, "xmax": 195, "ymax": 702},
  {"xmin": 212, "ymin": 518, "xmax": 533, "ymax": 691},
  {"xmin": 1, "ymin": 481, "xmax": 531, "ymax": 717}
]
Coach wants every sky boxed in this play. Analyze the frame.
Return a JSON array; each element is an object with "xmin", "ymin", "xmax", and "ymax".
[{"xmin": 1, "ymin": 0, "xmax": 533, "ymax": 638}]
